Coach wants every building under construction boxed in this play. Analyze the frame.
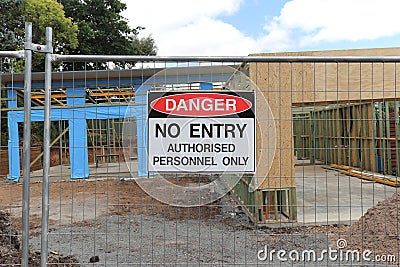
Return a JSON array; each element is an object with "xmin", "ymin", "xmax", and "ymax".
[{"xmin": 1, "ymin": 48, "xmax": 400, "ymax": 225}]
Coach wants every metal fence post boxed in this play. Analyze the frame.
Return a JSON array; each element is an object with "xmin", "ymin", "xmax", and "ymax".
[
  {"xmin": 40, "ymin": 26, "xmax": 53, "ymax": 267},
  {"xmin": 21, "ymin": 21, "xmax": 33, "ymax": 267}
]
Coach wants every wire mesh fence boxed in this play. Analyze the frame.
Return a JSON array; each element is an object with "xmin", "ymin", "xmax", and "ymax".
[
  {"xmin": 0, "ymin": 56, "xmax": 27, "ymax": 266},
  {"xmin": 2, "ymin": 25, "xmax": 400, "ymax": 266}
]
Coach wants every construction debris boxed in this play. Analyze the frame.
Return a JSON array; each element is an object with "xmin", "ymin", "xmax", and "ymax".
[
  {"xmin": 0, "ymin": 210, "xmax": 79, "ymax": 266},
  {"xmin": 327, "ymin": 164, "xmax": 400, "ymax": 187}
]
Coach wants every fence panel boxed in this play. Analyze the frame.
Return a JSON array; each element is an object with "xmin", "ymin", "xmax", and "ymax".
[
  {"xmin": 0, "ymin": 52, "xmax": 30, "ymax": 266},
  {"xmin": 2, "ymin": 48, "xmax": 400, "ymax": 266}
]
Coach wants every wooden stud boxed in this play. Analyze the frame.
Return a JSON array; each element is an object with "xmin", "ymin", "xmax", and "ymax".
[
  {"xmin": 323, "ymin": 110, "xmax": 329, "ymax": 164},
  {"xmin": 395, "ymin": 101, "xmax": 400, "ymax": 176},
  {"xmin": 377, "ymin": 102, "xmax": 385, "ymax": 173},
  {"xmin": 371, "ymin": 102, "xmax": 378, "ymax": 172},
  {"xmin": 310, "ymin": 113, "xmax": 316, "ymax": 164},
  {"xmin": 273, "ymin": 190, "xmax": 279, "ymax": 221},
  {"xmin": 290, "ymin": 188, "xmax": 297, "ymax": 221},
  {"xmin": 385, "ymin": 102, "xmax": 393, "ymax": 174}
]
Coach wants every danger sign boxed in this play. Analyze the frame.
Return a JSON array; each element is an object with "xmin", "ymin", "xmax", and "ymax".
[{"xmin": 147, "ymin": 91, "xmax": 255, "ymax": 173}]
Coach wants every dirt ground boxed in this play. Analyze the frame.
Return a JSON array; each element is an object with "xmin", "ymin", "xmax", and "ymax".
[
  {"xmin": 0, "ymin": 210, "xmax": 79, "ymax": 266},
  {"xmin": 0, "ymin": 176, "xmax": 228, "ymax": 266},
  {"xmin": 338, "ymin": 191, "xmax": 400, "ymax": 265},
  {"xmin": 0, "ymin": 176, "xmax": 222, "ymax": 230},
  {"xmin": 1, "ymin": 175, "xmax": 399, "ymax": 266}
]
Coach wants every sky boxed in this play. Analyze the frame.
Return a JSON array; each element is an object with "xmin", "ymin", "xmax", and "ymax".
[{"xmin": 122, "ymin": 0, "xmax": 400, "ymax": 56}]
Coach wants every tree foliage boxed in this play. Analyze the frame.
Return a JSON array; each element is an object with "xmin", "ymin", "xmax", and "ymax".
[
  {"xmin": 24, "ymin": 0, "xmax": 79, "ymax": 71},
  {"xmin": 0, "ymin": 0, "xmax": 157, "ymax": 71},
  {"xmin": 61, "ymin": 0, "xmax": 157, "ymax": 69},
  {"xmin": 62, "ymin": 0, "xmax": 156, "ymax": 55},
  {"xmin": 0, "ymin": 0, "xmax": 78, "ymax": 53},
  {"xmin": 132, "ymin": 35, "xmax": 157, "ymax": 56},
  {"xmin": 25, "ymin": 0, "xmax": 78, "ymax": 52},
  {"xmin": 0, "ymin": 0, "xmax": 24, "ymax": 51}
]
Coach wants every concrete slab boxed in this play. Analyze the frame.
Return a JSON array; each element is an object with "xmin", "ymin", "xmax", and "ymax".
[
  {"xmin": 29, "ymin": 161, "xmax": 137, "ymax": 182},
  {"xmin": 296, "ymin": 164, "xmax": 397, "ymax": 224}
]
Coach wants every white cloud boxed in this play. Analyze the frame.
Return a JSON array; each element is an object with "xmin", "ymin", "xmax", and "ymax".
[
  {"xmin": 154, "ymin": 17, "xmax": 259, "ymax": 55},
  {"xmin": 121, "ymin": 0, "xmax": 400, "ymax": 56},
  {"xmin": 261, "ymin": 0, "xmax": 400, "ymax": 50},
  {"xmin": 122, "ymin": 0, "xmax": 258, "ymax": 55},
  {"xmin": 124, "ymin": 0, "xmax": 242, "ymax": 33}
]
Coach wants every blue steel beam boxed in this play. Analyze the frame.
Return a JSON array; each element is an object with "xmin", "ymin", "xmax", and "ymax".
[
  {"xmin": 7, "ymin": 104, "xmax": 146, "ymax": 181},
  {"xmin": 6, "ymin": 72, "xmax": 233, "ymax": 181},
  {"xmin": 8, "ymin": 74, "xmax": 230, "ymax": 91}
]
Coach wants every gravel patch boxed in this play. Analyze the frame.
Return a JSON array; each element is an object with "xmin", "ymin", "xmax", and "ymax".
[
  {"xmin": 30, "ymin": 213, "xmax": 338, "ymax": 266},
  {"xmin": 0, "ymin": 210, "xmax": 79, "ymax": 266}
]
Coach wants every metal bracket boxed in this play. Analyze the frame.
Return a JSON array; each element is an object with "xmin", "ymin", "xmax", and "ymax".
[{"xmin": 24, "ymin": 42, "xmax": 53, "ymax": 53}]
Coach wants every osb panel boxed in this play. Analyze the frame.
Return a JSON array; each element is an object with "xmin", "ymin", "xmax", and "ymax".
[
  {"xmin": 249, "ymin": 47, "xmax": 400, "ymax": 190},
  {"xmin": 253, "ymin": 89, "xmax": 276, "ymax": 190},
  {"xmin": 250, "ymin": 63, "xmax": 296, "ymax": 189},
  {"xmin": 251, "ymin": 47, "xmax": 400, "ymax": 105},
  {"xmin": 293, "ymin": 62, "xmax": 398, "ymax": 104}
]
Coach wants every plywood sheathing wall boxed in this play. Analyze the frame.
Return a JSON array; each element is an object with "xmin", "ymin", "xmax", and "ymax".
[
  {"xmin": 250, "ymin": 47, "xmax": 400, "ymax": 190},
  {"xmin": 250, "ymin": 62, "xmax": 296, "ymax": 189}
]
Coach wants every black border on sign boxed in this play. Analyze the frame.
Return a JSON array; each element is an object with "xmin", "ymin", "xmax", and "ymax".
[
  {"xmin": 147, "ymin": 90, "xmax": 256, "ymax": 174},
  {"xmin": 148, "ymin": 91, "xmax": 255, "ymax": 118}
]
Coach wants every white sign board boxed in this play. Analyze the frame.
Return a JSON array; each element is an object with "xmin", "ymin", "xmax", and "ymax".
[{"xmin": 147, "ymin": 91, "xmax": 255, "ymax": 173}]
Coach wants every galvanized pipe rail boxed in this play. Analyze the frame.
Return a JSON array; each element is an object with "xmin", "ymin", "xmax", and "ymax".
[
  {"xmin": 0, "ymin": 50, "xmax": 25, "ymax": 58},
  {"xmin": 40, "ymin": 26, "xmax": 53, "ymax": 267},
  {"xmin": 21, "ymin": 23, "xmax": 33, "ymax": 267},
  {"xmin": 53, "ymin": 54, "xmax": 400, "ymax": 63}
]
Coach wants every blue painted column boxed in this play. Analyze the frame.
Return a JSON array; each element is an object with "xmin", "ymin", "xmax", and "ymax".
[
  {"xmin": 7, "ymin": 89, "xmax": 17, "ymax": 108},
  {"xmin": 7, "ymin": 89, "xmax": 20, "ymax": 181},
  {"xmin": 66, "ymin": 87, "xmax": 89, "ymax": 178},
  {"xmin": 135, "ymin": 85, "xmax": 150, "ymax": 176},
  {"xmin": 136, "ymin": 105, "xmax": 147, "ymax": 176},
  {"xmin": 7, "ymin": 116, "xmax": 20, "ymax": 181}
]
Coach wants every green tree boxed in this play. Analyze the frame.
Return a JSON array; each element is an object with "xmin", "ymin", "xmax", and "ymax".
[
  {"xmin": 0, "ymin": 0, "xmax": 78, "ymax": 71},
  {"xmin": 0, "ymin": 0, "xmax": 24, "ymax": 73},
  {"xmin": 61, "ymin": 0, "xmax": 157, "ymax": 69},
  {"xmin": 24, "ymin": 0, "xmax": 79, "ymax": 71},
  {"xmin": 0, "ymin": 0, "xmax": 24, "ymax": 51},
  {"xmin": 132, "ymin": 35, "xmax": 157, "ymax": 56},
  {"xmin": 25, "ymin": 0, "xmax": 78, "ymax": 52}
]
